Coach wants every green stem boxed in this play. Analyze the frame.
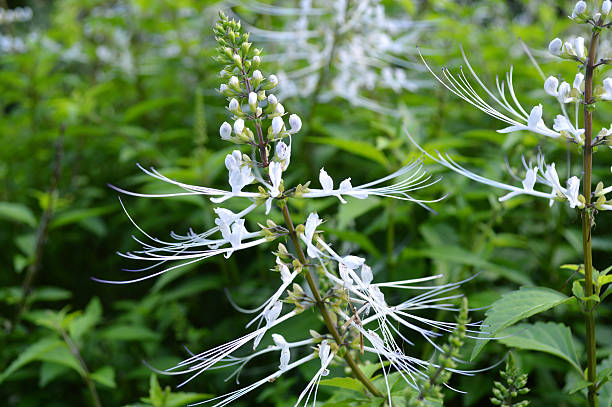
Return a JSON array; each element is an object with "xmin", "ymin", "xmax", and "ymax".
[
  {"xmin": 582, "ymin": 26, "xmax": 599, "ymax": 407},
  {"xmin": 59, "ymin": 328, "xmax": 103, "ymax": 407},
  {"xmin": 228, "ymin": 37, "xmax": 382, "ymax": 399}
]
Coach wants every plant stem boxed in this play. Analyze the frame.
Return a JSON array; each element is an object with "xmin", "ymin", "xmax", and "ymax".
[
  {"xmin": 240, "ymin": 67, "xmax": 382, "ymax": 397},
  {"xmin": 59, "ymin": 328, "xmax": 103, "ymax": 407},
  {"xmin": 582, "ymin": 26, "xmax": 599, "ymax": 407}
]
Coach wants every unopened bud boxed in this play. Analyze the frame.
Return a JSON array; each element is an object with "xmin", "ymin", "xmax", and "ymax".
[
  {"xmin": 571, "ymin": 1, "xmax": 588, "ymax": 20},
  {"xmin": 544, "ymin": 76, "xmax": 559, "ymax": 96},
  {"xmin": 234, "ymin": 119, "xmax": 245, "ymax": 135},
  {"xmin": 603, "ymin": 0, "xmax": 611, "ymax": 15},
  {"xmin": 289, "ymin": 114, "xmax": 302, "ymax": 133},
  {"xmin": 220, "ymin": 122, "xmax": 232, "ymax": 140},
  {"xmin": 229, "ymin": 76, "xmax": 240, "ymax": 90},
  {"xmin": 548, "ymin": 38, "xmax": 562, "ymax": 56},
  {"xmin": 271, "ymin": 117, "xmax": 284, "ymax": 135},
  {"xmin": 229, "ymin": 98, "xmax": 239, "ymax": 112},
  {"xmin": 248, "ymin": 92, "xmax": 258, "ymax": 111}
]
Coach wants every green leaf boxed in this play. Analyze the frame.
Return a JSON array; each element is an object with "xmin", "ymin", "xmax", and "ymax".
[
  {"xmin": 470, "ymin": 287, "xmax": 573, "ymax": 360},
  {"xmin": 91, "ymin": 366, "xmax": 116, "ymax": 388},
  {"xmin": 305, "ymin": 136, "xmax": 389, "ymax": 166},
  {"xmin": 39, "ymin": 362, "xmax": 72, "ymax": 387},
  {"xmin": 50, "ymin": 206, "xmax": 115, "ymax": 229},
  {"xmin": 164, "ymin": 392, "xmax": 214, "ymax": 407},
  {"xmin": 100, "ymin": 325, "xmax": 160, "ymax": 342},
  {"xmin": 69, "ymin": 297, "xmax": 102, "ymax": 342},
  {"xmin": 0, "ymin": 337, "xmax": 84, "ymax": 383},
  {"xmin": 401, "ymin": 245, "xmax": 532, "ymax": 285},
  {"xmin": 566, "ymin": 377, "xmax": 592, "ymax": 395},
  {"xmin": 498, "ymin": 322, "xmax": 582, "ymax": 374},
  {"xmin": 0, "ymin": 202, "xmax": 36, "ymax": 227},
  {"xmin": 598, "ymin": 356, "xmax": 612, "ymax": 407},
  {"xmin": 319, "ymin": 377, "xmax": 364, "ymax": 393},
  {"xmin": 122, "ymin": 97, "xmax": 180, "ymax": 123}
]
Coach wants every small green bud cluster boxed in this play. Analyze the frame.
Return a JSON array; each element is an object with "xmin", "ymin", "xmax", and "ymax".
[
  {"xmin": 490, "ymin": 353, "xmax": 530, "ymax": 407},
  {"xmin": 409, "ymin": 297, "xmax": 470, "ymax": 406},
  {"xmin": 214, "ymin": 11, "xmax": 301, "ymax": 148}
]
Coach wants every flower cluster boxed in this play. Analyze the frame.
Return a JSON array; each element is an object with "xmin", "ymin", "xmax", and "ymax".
[
  {"xmin": 231, "ymin": 0, "xmax": 429, "ymax": 116},
  {"xmin": 413, "ymin": 0, "xmax": 612, "ymax": 212},
  {"xmin": 0, "ymin": 6, "xmax": 32, "ymax": 54},
  {"xmin": 100, "ymin": 10, "xmax": 479, "ymax": 406}
]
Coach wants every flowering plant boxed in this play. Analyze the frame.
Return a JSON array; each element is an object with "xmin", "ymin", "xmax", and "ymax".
[
  {"xmin": 99, "ymin": 10, "xmax": 480, "ymax": 406},
  {"xmin": 412, "ymin": 1, "xmax": 612, "ymax": 406}
]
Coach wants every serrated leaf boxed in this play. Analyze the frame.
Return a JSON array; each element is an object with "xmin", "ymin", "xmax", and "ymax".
[
  {"xmin": 319, "ymin": 377, "xmax": 364, "ymax": 393},
  {"xmin": 471, "ymin": 287, "xmax": 572, "ymax": 360},
  {"xmin": 91, "ymin": 366, "xmax": 116, "ymax": 388},
  {"xmin": 0, "ymin": 202, "xmax": 36, "ymax": 227},
  {"xmin": 498, "ymin": 322, "xmax": 582, "ymax": 374}
]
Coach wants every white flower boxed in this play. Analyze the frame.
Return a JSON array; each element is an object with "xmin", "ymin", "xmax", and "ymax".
[
  {"xmin": 603, "ymin": 0, "xmax": 611, "ymax": 15},
  {"xmin": 229, "ymin": 98, "xmax": 239, "ymax": 111},
  {"xmin": 361, "ymin": 264, "xmax": 373, "ymax": 287},
  {"xmin": 420, "ymin": 49, "xmax": 560, "ymax": 139},
  {"xmin": 267, "ymin": 94, "xmax": 278, "ymax": 106},
  {"xmin": 248, "ymin": 92, "xmax": 258, "ymax": 109},
  {"xmin": 229, "ymin": 76, "xmax": 240, "ymax": 88},
  {"xmin": 573, "ymin": 72, "xmax": 584, "ymax": 91},
  {"xmin": 275, "ymin": 103, "xmax": 285, "ymax": 115},
  {"xmin": 233, "ymin": 119, "xmax": 245, "ymax": 135},
  {"xmin": 268, "ymin": 161, "xmax": 283, "ymax": 198},
  {"xmin": 276, "ymin": 257, "xmax": 292, "ymax": 284},
  {"xmin": 602, "ymin": 78, "xmax": 612, "ymax": 100},
  {"xmin": 275, "ymin": 141, "xmax": 291, "ymax": 171},
  {"xmin": 303, "ymin": 212, "xmax": 323, "ymax": 258},
  {"xmin": 225, "ymin": 150, "xmax": 254, "ymax": 193},
  {"xmin": 288, "ymin": 114, "xmax": 302, "ymax": 133},
  {"xmin": 220, "ymin": 83, "xmax": 229, "ymax": 93},
  {"xmin": 220, "ymin": 122, "xmax": 232, "ymax": 140},
  {"xmin": 253, "ymin": 301, "xmax": 283, "ymax": 348},
  {"xmin": 252, "ymin": 70, "xmax": 263, "ymax": 82},
  {"xmin": 271, "ymin": 116, "xmax": 284, "ymax": 135},
  {"xmin": 544, "ymin": 76, "xmax": 559, "ymax": 97},
  {"xmin": 574, "ymin": 37, "xmax": 586, "ymax": 60},
  {"xmin": 553, "ymin": 115, "xmax": 585, "ymax": 143},
  {"xmin": 549, "ymin": 38, "xmax": 563, "ymax": 55},
  {"xmin": 342, "ymin": 255, "xmax": 365, "ymax": 270},
  {"xmin": 565, "ymin": 176, "xmax": 582, "ymax": 208},
  {"xmin": 572, "ymin": 1, "xmax": 587, "ymax": 19},
  {"xmin": 558, "ymin": 81, "xmax": 572, "ymax": 103},
  {"xmin": 268, "ymin": 74, "xmax": 278, "ymax": 86},
  {"xmin": 319, "ymin": 168, "xmax": 334, "ymax": 192}
]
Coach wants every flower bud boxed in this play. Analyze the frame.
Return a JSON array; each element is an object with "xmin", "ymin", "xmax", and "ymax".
[
  {"xmin": 229, "ymin": 98, "xmax": 239, "ymax": 112},
  {"xmin": 548, "ymin": 38, "xmax": 562, "ymax": 56},
  {"xmin": 603, "ymin": 0, "xmax": 611, "ymax": 15},
  {"xmin": 271, "ymin": 117, "xmax": 284, "ymax": 135},
  {"xmin": 262, "ymin": 74, "xmax": 279, "ymax": 90},
  {"xmin": 563, "ymin": 41, "xmax": 576, "ymax": 57},
  {"xmin": 251, "ymin": 70, "xmax": 263, "ymax": 88},
  {"xmin": 229, "ymin": 76, "xmax": 240, "ymax": 90},
  {"xmin": 571, "ymin": 1, "xmax": 588, "ymax": 20},
  {"xmin": 275, "ymin": 103, "xmax": 285, "ymax": 116},
  {"xmin": 248, "ymin": 92, "xmax": 258, "ymax": 111},
  {"xmin": 268, "ymin": 94, "xmax": 278, "ymax": 106},
  {"xmin": 234, "ymin": 118, "xmax": 245, "ymax": 135},
  {"xmin": 544, "ymin": 76, "xmax": 559, "ymax": 97},
  {"xmin": 219, "ymin": 83, "xmax": 232, "ymax": 96},
  {"xmin": 574, "ymin": 37, "xmax": 586, "ymax": 59},
  {"xmin": 252, "ymin": 55, "xmax": 261, "ymax": 68},
  {"xmin": 289, "ymin": 114, "xmax": 302, "ymax": 133},
  {"xmin": 232, "ymin": 54, "xmax": 242, "ymax": 69},
  {"xmin": 602, "ymin": 78, "xmax": 612, "ymax": 100},
  {"xmin": 573, "ymin": 72, "xmax": 584, "ymax": 91},
  {"xmin": 558, "ymin": 81, "xmax": 571, "ymax": 103},
  {"xmin": 220, "ymin": 122, "xmax": 232, "ymax": 140}
]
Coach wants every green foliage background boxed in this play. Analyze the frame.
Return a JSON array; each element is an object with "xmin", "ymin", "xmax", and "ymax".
[{"xmin": 1, "ymin": 0, "xmax": 611, "ymax": 406}]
